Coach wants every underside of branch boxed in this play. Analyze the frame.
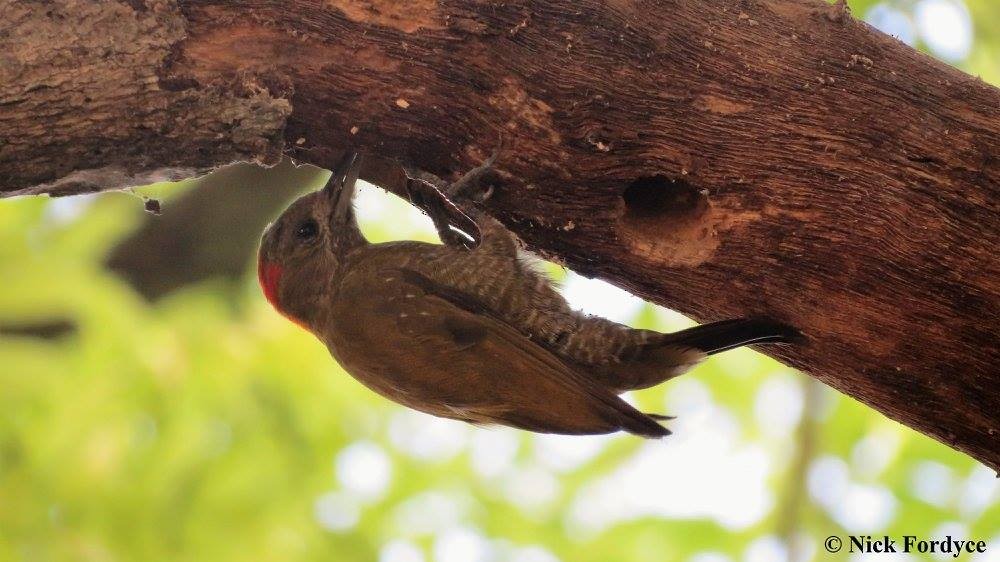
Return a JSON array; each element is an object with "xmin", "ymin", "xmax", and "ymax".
[{"xmin": 2, "ymin": 0, "xmax": 998, "ymax": 470}]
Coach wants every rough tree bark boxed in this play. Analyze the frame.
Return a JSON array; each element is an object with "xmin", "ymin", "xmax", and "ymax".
[{"xmin": 2, "ymin": 0, "xmax": 998, "ymax": 469}]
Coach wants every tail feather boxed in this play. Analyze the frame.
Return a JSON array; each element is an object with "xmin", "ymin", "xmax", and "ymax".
[
  {"xmin": 618, "ymin": 409, "xmax": 672, "ymax": 438},
  {"xmin": 661, "ymin": 318, "xmax": 803, "ymax": 356}
]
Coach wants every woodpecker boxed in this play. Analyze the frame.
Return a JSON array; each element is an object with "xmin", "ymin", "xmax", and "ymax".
[{"xmin": 257, "ymin": 150, "xmax": 800, "ymax": 437}]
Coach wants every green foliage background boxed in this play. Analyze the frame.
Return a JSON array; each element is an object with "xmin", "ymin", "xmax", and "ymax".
[{"xmin": 1, "ymin": 1, "xmax": 998, "ymax": 560}]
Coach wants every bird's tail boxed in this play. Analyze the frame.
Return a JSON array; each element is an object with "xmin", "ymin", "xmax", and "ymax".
[
  {"xmin": 659, "ymin": 318, "xmax": 803, "ymax": 355},
  {"xmin": 598, "ymin": 317, "xmax": 802, "ymax": 393}
]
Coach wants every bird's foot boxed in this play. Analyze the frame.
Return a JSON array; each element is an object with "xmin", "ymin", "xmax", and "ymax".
[
  {"xmin": 443, "ymin": 138, "xmax": 503, "ymax": 203},
  {"xmin": 401, "ymin": 136, "xmax": 504, "ymax": 250},
  {"xmin": 402, "ymin": 169, "xmax": 479, "ymax": 249}
]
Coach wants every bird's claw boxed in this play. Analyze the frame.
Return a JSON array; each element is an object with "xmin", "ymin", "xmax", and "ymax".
[
  {"xmin": 401, "ymin": 136, "xmax": 503, "ymax": 250},
  {"xmin": 444, "ymin": 138, "xmax": 503, "ymax": 202}
]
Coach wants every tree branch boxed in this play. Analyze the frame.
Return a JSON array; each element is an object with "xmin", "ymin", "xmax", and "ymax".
[{"xmin": 2, "ymin": 0, "xmax": 998, "ymax": 470}]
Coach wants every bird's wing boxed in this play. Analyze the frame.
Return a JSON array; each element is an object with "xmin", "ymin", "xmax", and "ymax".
[{"xmin": 330, "ymin": 266, "xmax": 668, "ymax": 437}]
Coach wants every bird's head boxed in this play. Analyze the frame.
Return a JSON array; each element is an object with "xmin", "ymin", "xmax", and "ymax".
[{"xmin": 257, "ymin": 152, "xmax": 365, "ymax": 327}]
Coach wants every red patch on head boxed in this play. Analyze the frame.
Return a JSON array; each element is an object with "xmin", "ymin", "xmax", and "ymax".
[
  {"xmin": 258, "ymin": 260, "xmax": 283, "ymax": 310},
  {"xmin": 258, "ymin": 259, "xmax": 310, "ymax": 331}
]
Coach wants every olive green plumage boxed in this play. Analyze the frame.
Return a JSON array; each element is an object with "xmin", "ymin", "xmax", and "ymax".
[{"xmin": 258, "ymin": 152, "xmax": 798, "ymax": 437}]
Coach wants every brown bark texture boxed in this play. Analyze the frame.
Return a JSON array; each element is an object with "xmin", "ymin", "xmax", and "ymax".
[{"xmin": 2, "ymin": 0, "xmax": 998, "ymax": 470}]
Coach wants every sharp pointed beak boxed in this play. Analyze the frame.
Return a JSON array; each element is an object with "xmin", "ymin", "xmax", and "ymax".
[{"xmin": 324, "ymin": 151, "xmax": 363, "ymax": 222}]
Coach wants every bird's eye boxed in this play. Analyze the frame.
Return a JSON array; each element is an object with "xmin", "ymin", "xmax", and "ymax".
[{"xmin": 295, "ymin": 219, "xmax": 319, "ymax": 241}]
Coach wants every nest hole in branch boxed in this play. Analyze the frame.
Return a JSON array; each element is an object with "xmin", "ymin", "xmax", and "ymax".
[
  {"xmin": 618, "ymin": 175, "xmax": 718, "ymax": 266},
  {"xmin": 622, "ymin": 175, "xmax": 708, "ymax": 220}
]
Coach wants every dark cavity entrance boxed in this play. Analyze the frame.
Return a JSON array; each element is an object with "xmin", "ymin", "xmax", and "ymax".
[{"xmin": 622, "ymin": 175, "xmax": 708, "ymax": 221}]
